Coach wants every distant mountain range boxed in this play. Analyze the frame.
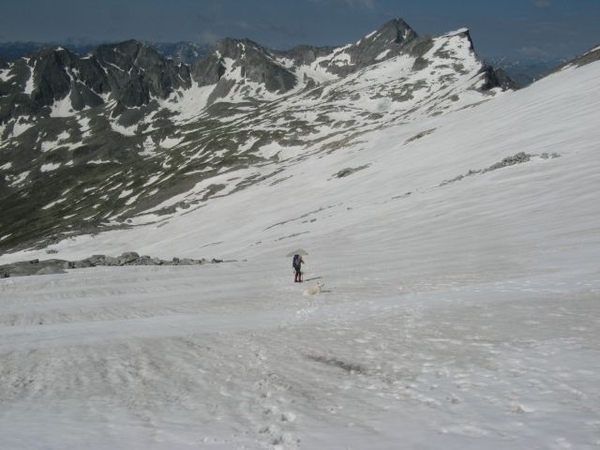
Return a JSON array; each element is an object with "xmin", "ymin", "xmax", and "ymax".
[
  {"xmin": 0, "ymin": 40, "xmax": 209, "ymax": 63},
  {"xmin": 0, "ymin": 18, "xmax": 597, "ymax": 254},
  {"xmin": 0, "ymin": 37, "xmax": 573, "ymax": 87},
  {"xmin": 483, "ymin": 57, "xmax": 567, "ymax": 86}
]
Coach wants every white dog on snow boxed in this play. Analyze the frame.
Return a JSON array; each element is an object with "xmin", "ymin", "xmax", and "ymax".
[{"xmin": 303, "ymin": 281, "xmax": 324, "ymax": 296}]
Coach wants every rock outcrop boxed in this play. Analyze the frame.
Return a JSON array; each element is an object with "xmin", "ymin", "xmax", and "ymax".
[{"xmin": 0, "ymin": 252, "xmax": 224, "ymax": 277}]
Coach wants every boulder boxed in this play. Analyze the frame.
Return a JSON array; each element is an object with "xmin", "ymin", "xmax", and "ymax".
[{"xmin": 118, "ymin": 252, "xmax": 140, "ymax": 265}]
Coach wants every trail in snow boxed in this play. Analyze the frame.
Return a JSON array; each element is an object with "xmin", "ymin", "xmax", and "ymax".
[{"xmin": 1, "ymin": 255, "xmax": 599, "ymax": 449}]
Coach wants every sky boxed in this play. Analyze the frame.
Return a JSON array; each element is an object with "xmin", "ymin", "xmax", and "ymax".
[{"xmin": 1, "ymin": 0, "xmax": 599, "ymax": 60}]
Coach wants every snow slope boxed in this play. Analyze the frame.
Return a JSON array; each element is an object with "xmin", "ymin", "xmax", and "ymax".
[{"xmin": 0, "ymin": 62, "xmax": 599, "ymax": 449}]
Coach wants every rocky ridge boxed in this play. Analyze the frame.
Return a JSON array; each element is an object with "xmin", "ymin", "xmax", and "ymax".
[{"xmin": 0, "ymin": 251, "xmax": 224, "ymax": 277}]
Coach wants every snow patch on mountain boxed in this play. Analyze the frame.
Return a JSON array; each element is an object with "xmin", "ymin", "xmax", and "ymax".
[
  {"xmin": 40, "ymin": 162, "xmax": 61, "ymax": 172},
  {"xmin": 50, "ymin": 94, "xmax": 76, "ymax": 117},
  {"xmin": 23, "ymin": 59, "xmax": 35, "ymax": 95},
  {"xmin": 159, "ymin": 83, "xmax": 214, "ymax": 123},
  {"xmin": 10, "ymin": 119, "xmax": 34, "ymax": 137},
  {"xmin": 159, "ymin": 136, "xmax": 183, "ymax": 149},
  {"xmin": 6, "ymin": 170, "xmax": 29, "ymax": 187},
  {"xmin": 0, "ymin": 68, "xmax": 14, "ymax": 82},
  {"xmin": 41, "ymin": 131, "xmax": 74, "ymax": 152},
  {"xmin": 110, "ymin": 120, "xmax": 137, "ymax": 136}
]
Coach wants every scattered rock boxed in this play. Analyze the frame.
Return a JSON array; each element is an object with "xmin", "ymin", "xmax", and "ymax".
[
  {"xmin": 439, "ymin": 152, "xmax": 541, "ymax": 187},
  {"xmin": 482, "ymin": 152, "xmax": 531, "ymax": 173},
  {"xmin": 118, "ymin": 252, "xmax": 141, "ymax": 265},
  {"xmin": 0, "ymin": 253, "xmax": 223, "ymax": 278},
  {"xmin": 333, "ymin": 164, "xmax": 370, "ymax": 179}
]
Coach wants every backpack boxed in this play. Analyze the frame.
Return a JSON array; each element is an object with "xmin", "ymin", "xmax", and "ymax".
[{"xmin": 292, "ymin": 254, "xmax": 300, "ymax": 268}]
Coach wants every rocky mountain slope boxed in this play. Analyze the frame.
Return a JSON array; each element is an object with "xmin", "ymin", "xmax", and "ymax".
[{"xmin": 0, "ymin": 18, "xmax": 512, "ymax": 253}]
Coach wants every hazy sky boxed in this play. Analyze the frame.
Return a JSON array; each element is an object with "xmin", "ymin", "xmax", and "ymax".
[{"xmin": 1, "ymin": 0, "xmax": 599, "ymax": 59}]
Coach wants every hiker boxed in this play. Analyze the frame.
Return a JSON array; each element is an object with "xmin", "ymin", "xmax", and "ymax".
[{"xmin": 292, "ymin": 254, "xmax": 304, "ymax": 282}]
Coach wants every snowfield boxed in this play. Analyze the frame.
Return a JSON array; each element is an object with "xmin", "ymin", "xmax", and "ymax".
[{"xmin": 1, "ymin": 60, "xmax": 600, "ymax": 449}]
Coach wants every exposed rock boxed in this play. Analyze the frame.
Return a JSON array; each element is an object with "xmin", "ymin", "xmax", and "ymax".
[
  {"xmin": 334, "ymin": 165, "xmax": 370, "ymax": 178},
  {"xmin": 199, "ymin": 38, "xmax": 297, "ymax": 95},
  {"xmin": 0, "ymin": 253, "xmax": 222, "ymax": 277},
  {"xmin": 118, "ymin": 251, "xmax": 141, "ymax": 265},
  {"xmin": 0, "ymin": 54, "xmax": 9, "ymax": 69},
  {"xmin": 553, "ymin": 45, "xmax": 600, "ymax": 71},
  {"xmin": 277, "ymin": 45, "xmax": 335, "ymax": 66},
  {"xmin": 0, "ymin": 258, "xmax": 66, "ymax": 277},
  {"xmin": 439, "ymin": 152, "xmax": 536, "ymax": 187},
  {"xmin": 0, "ymin": 41, "xmax": 192, "ymax": 121},
  {"xmin": 483, "ymin": 152, "xmax": 531, "ymax": 172},
  {"xmin": 479, "ymin": 65, "xmax": 519, "ymax": 91},
  {"xmin": 151, "ymin": 41, "xmax": 210, "ymax": 65}
]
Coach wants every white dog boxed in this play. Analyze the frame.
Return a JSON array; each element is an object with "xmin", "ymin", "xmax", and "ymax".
[{"xmin": 303, "ymin": 281, "xmax": 324, "ymax": 296}]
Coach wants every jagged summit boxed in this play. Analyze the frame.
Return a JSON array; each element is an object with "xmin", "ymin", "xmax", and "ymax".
[
  {"xmin": 197, "ymin": 37, "xmax": 298, "ymax": 95},
  {"xmin": 314, "ymin": 17, "xmax": 418, "ymax": 76},
  {"xmin": 375, "ymin": 17, "xmax": 418, "ymax": 44}
]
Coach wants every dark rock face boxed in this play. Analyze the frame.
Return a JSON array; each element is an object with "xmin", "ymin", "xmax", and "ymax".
[
  {"xmin": 92, "ymin": 41, "xmax": 192, "ymax": 110},
  {"xmin": 344, "ymin": 18, "xmax": 418, "ymax": 64},
  {"xmin": 150, "ymin": 41, "xmax": 211, "ymax": 65},
  {"xmin": 479, "ymin": 65, "xmax": 519, "ymax": 91},
  {"xmin": 200, "ymin": 38, "xmax": 298, "ymax": 95},
  {"xmin": 191, "ymin": 53, "xmax": 226, "ymax": 86},
  {"xmin": 30, "ymin": 47, "xmax": 82, "ymax": 109},
  {"xmin": 0, "ymin": 41, "xmax": 193, "ymax": 123},
  {"xmin": 276, "ymin": 45, "xmax": 335, "ymax": 66}
]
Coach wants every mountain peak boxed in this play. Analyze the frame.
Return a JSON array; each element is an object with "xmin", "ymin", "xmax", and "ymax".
[
  {"xmin": 379, "ymin": 18, "xmax": 418, "ymax": 44},
  {"xmin": 216, "ymin": 37, "xmax": 269, "ymax": 60},
  {"xmin": 93, "ymin": 39, "xmax": 163, "ymax": 67},
  {"xmin": 441, "ymin": 27, "xmax": 475, "ymax": 50},
  {"xmin": 318, "ymin": 17, "xmax": 418, "ymax": 76}
]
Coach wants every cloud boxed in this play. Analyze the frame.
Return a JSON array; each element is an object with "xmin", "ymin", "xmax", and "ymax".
[{"xmin": 532, "ymin": 0, "xmax": 550, "ymax": 8}]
